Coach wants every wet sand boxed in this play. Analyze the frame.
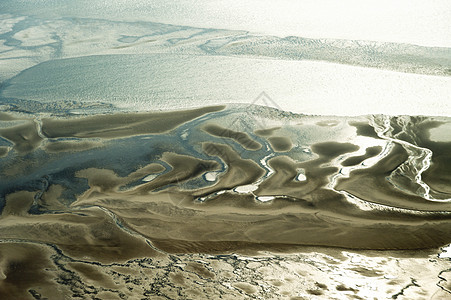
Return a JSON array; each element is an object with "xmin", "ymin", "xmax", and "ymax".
[
  {"xmin": 1, "ymin": 106, "xmax": 451, "ymax": 298},
  {"xmin": 41, "ymin": 106, "xmax": 225, "ymax": 139}
]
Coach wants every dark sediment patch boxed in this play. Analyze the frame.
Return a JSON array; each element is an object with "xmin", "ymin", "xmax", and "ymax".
[
  {"xmin": 350, "ymin": 267, "xmax": 383, "ymax": 277},
  {"xmin": 268, "ymin": 136, "xmax": 293, "ymax": 152},
  {"xmin": 0, "ymin": 147, "xmax": 9, "ymax": 157},
  {"xmin": 254, "ymin": 127, "xmax": 281, "ymax": 136},
  {"xmin": 0, "ymin": 243, "xmax": 71, "ymax": 300},
  {"xmin": 342, "ymin": 146, "xmax": 382, "ymax": 166},
  {"xmin": 253, "ymin": 126, "xmax": 293, "ymax": 151},
  {"xmin": 311, "ymin": 141, "xmax": 360, "ymax": 159},
  {"xmin": 336, "ymin": 284, "xmax": 357, "ymax": 292},
  {"xmin": 202, "ymin": 123, "xmax": 262, "ymax": 150},
  {"xmin": 0, "ymin": 121, "xmax": 43, "ymax": 153},
  {"xmin": 315, "ymin": 282, "xmax": 328, "ymax": 290},
  {"xmin": 307, "ymin": 289, "xmax": 324, "ymax": 295},
  {"xmin": 349, "ymin": 120, "xmax": 381, "ymax": 139},
  {"xmin": 41, "ymin": 105, "xmax": 225, "ymax": 139}
]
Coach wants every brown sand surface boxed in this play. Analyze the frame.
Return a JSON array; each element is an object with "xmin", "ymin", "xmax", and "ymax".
[
  {"xmin": 254, "ymin": 126, "xmax": 293, "ymax": 151},
  {"xmin": 202, "ymin": 123, "xmax": 262, "ymax": 150},
  {"xmin": 0, "ymin": 121, "xmax": 43, "ymax": 153},
  {"xmin": 1, "ymin": 108, "xmax": 451, "ymax": 299},
  {"xmin": 1, "ymin": 240, "xmax": 448, "ymax": 300},
  {"xmin": 0, "ymin": 147, "xmax": 9, "ymax": 157},
  {"xmin": 41, "ymin": 105, "xmax": 224, "ymax": 139},
  {"xmin": 341, "ymin": 145, "xmax": 382, "ymax": 166},
  {"xmin": 1, "ymin": 109, "xmax": 450, "ymax": 252},
  {"xmin": 267, "ymin": 136, "xmax": 293, "ymax": 152},
  {"xmin": 1, "ymin": 191, "xmax": 160, "ymax": 263},
  {"xmin": 0, "ymin": 243, "xmax": 72, "ymax": 299}
]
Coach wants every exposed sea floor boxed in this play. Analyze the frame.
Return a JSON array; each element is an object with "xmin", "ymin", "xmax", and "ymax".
[
  {"xmin": 1, "ymin": 2, "xmax": 451, "ymax": 299},
  {"xmin": 1, "ymin": 105, "xmax": 451, "ymax": 299}
]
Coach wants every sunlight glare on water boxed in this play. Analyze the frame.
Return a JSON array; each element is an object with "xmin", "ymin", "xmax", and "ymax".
[{"xmin": 1, "ymin": 0, "xmax": 450, "ymax": 46}]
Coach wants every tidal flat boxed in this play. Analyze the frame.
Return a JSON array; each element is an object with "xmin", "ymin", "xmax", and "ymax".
[
  {"xmin": 1, "ymin": 1, "xmax": 451, "ymax": 298},
  {"xmin": 0, "ymin": 105, "xmax": 450, "ymax": 299}
]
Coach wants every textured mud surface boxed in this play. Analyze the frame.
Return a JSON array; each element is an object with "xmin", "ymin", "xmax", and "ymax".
[{"xmin": 1, "ymin": 107, "xmax": 450, "ymax": 299}]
